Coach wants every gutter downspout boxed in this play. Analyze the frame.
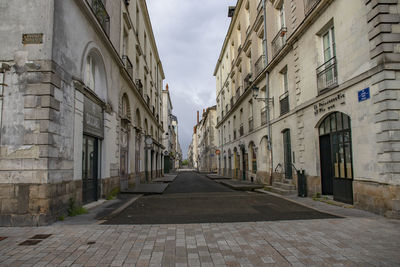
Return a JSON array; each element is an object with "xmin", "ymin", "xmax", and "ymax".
[
  {"xmin": 219, "ymin": 61, "xmax": 224, "ymax": 175},
  {"xmin": 263, "ymin": 0, "xmax": 273, "ymax": 184}
]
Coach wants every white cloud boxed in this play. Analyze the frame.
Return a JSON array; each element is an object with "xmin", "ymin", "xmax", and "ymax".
[{"xmin": 147, "ymin": 0, "xmax": 237, "ymax": 158}]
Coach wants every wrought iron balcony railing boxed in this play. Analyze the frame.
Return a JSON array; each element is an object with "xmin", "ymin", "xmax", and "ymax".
[
  {"xmin": 135, "ymin": 79, "xmax": 143, "ymax": 95},
  {"xmin": 87, "ymin": 0, "xmax": 110, "ymax": 36},
  {"xmin": 271, "ymin": 27, "xmax": 287, "ymax": 58},
  {"xmin": 122, "ymin": 55, "xmax": 133, "ymax": 79},
  {"xmin": 255, "ymin": 55, "xmax": 265, "ymax": 77},
  {"xmin": 261, "ymin": 107, "xmax": 267, "ymax": 125},
  {"xmin": 279, "ymin": 91, "xmax": 289, "ymax": 115},
  {"xmin": 249, "ymin": 117, "xmax": 254, "ymax": 132},
  {"xmin": 316, "ymin": 57, "xmax": 338, "ymax": 93}
]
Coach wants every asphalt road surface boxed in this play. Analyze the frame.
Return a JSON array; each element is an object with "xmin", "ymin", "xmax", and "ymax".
[{"xmin": 103, "ymin": 172, "xmax": 339, "ymax": 224}]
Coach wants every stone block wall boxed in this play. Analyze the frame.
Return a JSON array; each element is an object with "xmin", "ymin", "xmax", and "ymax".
[{"xmin": 0, "ymin": 180, "xmax": 81, "ymax": 226}]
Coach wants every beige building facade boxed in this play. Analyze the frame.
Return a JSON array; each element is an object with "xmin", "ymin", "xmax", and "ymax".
[
  {"xmin": 214, "ymin": 0, "xmax": 400, "ymax": 217},
  {"xmin": 0, "ymin": 0, "xmax": 167, "ymax": 226}
]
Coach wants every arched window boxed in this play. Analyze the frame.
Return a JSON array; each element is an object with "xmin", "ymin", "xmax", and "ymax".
[
  {"xmin": 121, "ymin": 94, "xmax": 131, "ymax": 120},
  {"xmin": 84, "ymin": 49, "xmax": 107, "ymax": 101}
]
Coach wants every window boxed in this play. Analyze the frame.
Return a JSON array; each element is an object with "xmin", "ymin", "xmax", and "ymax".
[
  {"xmin": 85, "ymin": 55, "xmax": 95, "ymax": 90},
  {"xmin": 280, "ymin": 67, "xmax": 289, "ymax": 115},
  {"xmin": 283, "ymin": 69, "xmax": 288, "ymax": 93},
  {"xmin": 317, "ymin": 25, "xmax": 337, "ymax": 92},
  {"xmin": 323, "ymin": 26, "xmax": 336, "ymax": 62},
  {"xmin": 122, "ymin": 29, "xmax": 128, "ymax": 56},
  {"xmin": 84, "ymin": 50, "xmax": 107, "ymax": 101},
  {"xmin": 279, "ymin": 2, "xmax": 285, "ymax": 28}
]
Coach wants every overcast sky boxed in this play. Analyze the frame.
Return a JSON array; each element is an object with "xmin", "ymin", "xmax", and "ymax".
[{"xmin": 147, "ymin": 0, "xmax": 237, "ymax": 158}]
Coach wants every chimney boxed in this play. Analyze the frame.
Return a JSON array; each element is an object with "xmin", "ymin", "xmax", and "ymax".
[
  {"xmin": 228, "ymin": 6, "xmax": 236, "ymax": 18},
  {"xmin": 197, "ymin": 111, "xmax": 199, "ymax": 124},
  {"xmin": 166, "ymin": 84, "xmax": 169, "ymax": 91}
]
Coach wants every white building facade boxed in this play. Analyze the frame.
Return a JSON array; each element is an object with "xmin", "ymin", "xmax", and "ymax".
[
  {"xmin": 215, "ymin": 0, "xmax": 400, "ymax": 217},
  {"xmin": 0, "ymin": 0, "xmax": 167, "ymax": 226}
]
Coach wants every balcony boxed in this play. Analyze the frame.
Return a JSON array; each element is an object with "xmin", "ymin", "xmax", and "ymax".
[
  {"xmin": 122, "ymin": 55, "xmax": 133, "ymax": 79},
  {"xmin": 271, "ymin": 27, "xmax": 287, "ymax": 58},
  {"xmin": 135, "ymin": 79, "xmax": 143, "ymax": 95},
  {"xmin": 244, "ymin": 73, "xmax": 252, "ymax": 89},
  {"xmin": 87, "ymin": 0, "xmax": 110, "ymax": 36},
  {"xmin": 146, "ymin": 95, "xmax": 150, "ymax": 106},
  {"xmin": 236, "ymin": 86, "xmax": 242, "ymax": 101},
  {"xmin": 255, "ymin": 55, "xmax": 265, "ymax": 77},
  {"xmin": 279, "ymin": 91, "xmax": 289, "ymax": 115},
  {"xmin": 316, "ymin": 57, "xmax": 338, "ymax": 93},
  {"xmin": 239, "ymin": 123, "xmax": 244, "ymax": 137},
  {"xmin": 261, "ymin": 107, "xmax": 267, "ymax": 125},
  {"xmin": 304, "ymin": 0, "xmax": 321, "ymax": 14},
  {"xmin": 249, "ymin": 117, "xmax": 254, "ymax": 132}
]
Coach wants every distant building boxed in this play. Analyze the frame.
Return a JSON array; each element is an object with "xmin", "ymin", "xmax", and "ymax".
[{"xmin": 188, "ymin": 107, "xmax": 218, "ymax": 173}]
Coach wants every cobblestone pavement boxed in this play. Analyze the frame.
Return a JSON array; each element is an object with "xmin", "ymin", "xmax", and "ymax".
[{"xmin": 0, "ymin": 216, "xmax": 399, "ymax": 266}]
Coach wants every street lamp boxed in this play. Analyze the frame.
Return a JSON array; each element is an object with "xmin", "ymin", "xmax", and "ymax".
[
  {"xmin": 251, "ymin": 85, "xmax": 273, "ymax": 151},
  {"xmin": 251, "ymin": 85, "xmax": 273, "ymax": 103}
]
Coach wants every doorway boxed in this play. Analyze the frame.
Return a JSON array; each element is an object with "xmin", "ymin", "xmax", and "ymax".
[
  {"xmin": 283, "ymin": 129, "xmax": 292, "ymax": 179},
  {"xmin": 319, "ymin": 112, "xmax": 353, "ymax": 204},
  {"xmin": 82, "ymin": 135, "xmax": 99, "ymax": 204},
  {"xmin": 241, "ymin": 147, "xmax": 247, "ymax": 180}
]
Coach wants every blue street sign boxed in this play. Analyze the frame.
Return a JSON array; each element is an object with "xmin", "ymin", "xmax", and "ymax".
[{"xmin": 358, "ymin": 87, "xmax": 370, "ymax": 102}]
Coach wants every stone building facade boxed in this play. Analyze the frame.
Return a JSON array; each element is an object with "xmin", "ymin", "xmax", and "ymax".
[
  {"xmin": 214, "ymin": 0, "xmax": 400, "ymax": 217},
  {"xmin": 197, "ymin": 107, "xmax": 218, "ymax": 173},
  {"xmin": 0, "ymin": 0, "xmax": 167, "ymax": 226}
]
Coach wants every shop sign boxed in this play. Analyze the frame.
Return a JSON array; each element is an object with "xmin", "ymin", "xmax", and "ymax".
[
  {"xmin": 358, "ymin": 87, "xmax": 370, "ymax": 102},
  {"xmin": 314, "ymin": 93, "xmax": 345, "ymax": 116},
  {"xmin": 83, "ymin": 96, "xmax": 104, "ymax": 138}
]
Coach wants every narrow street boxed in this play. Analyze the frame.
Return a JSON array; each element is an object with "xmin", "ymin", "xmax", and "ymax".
[
  {"xmin": 103, "ymin": 172, "xmax": 337, "ymax": 224},
  {"xmin": 0, "ymin": 174, "xmax": 399, "ymax": 266}
]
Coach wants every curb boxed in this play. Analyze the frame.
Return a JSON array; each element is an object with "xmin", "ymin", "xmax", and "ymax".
[
  {"xmin": 254, "ymin": 188, "xmax": 347, "ymax": 218},
  {"xmin": 100, "ymin": 194, "xmax": 143, "ymax": 221}
]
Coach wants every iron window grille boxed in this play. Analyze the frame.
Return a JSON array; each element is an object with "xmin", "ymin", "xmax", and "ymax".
[
  {"xmin": 122, "ymin": 55, "xmax": 133, "ymax": 79},
  {"xmin": 87, "ymin": 0, "xmax": 110, "ymax": 36},
  {"xmin": 271, "ymin": 27, "xmax": 287, "ymax": 58},
  {"xmin": 279, "ymin": 91, "xmax": 289, "ymax": 115},
  {"xmin": 316, "ymin": 57, "xmax": 338, "ymax": 93}
]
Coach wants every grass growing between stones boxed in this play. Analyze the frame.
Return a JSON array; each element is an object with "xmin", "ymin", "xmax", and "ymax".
[
  {"xmin": 67, "ymin": 198, "xmax": 88, "ymax": 217},
  {"xmin": 106, "ymin": 187, "xmax": 120, "ymax": 200}
]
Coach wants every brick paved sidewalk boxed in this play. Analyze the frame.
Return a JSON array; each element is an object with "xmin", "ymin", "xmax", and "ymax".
[{"xmin": 0, "ymin": 216, "xmax": 399, "ymax": 266}]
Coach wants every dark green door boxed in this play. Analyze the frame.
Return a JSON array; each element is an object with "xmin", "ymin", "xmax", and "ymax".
[
  {"xmin": 283, "ymin": 129, "xmax": 292, "ymax": 179},
  {"xmin": 82, "ymin": 135, "xmax": 99, "ymax": 204}
]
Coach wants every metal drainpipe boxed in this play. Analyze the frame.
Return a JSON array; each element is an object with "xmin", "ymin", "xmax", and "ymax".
[
  {"xmin": 219, "ymin": 60, "xmax": 224, "ymax": 174},
  {"xmin": 262, "ymin": 0, "xmax": 273, "ymax": 182}
]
